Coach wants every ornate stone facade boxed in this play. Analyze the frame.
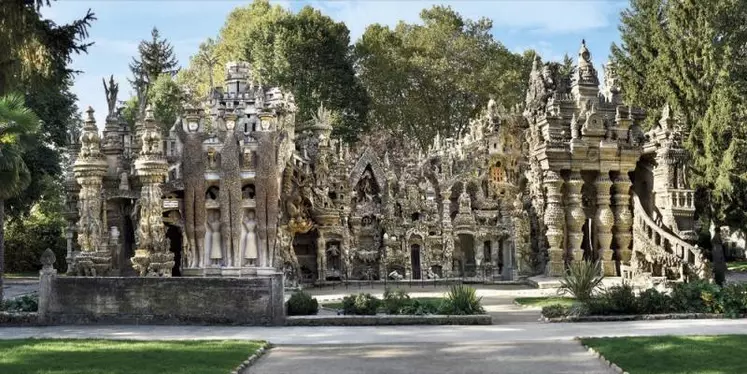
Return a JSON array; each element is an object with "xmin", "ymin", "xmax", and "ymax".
[{"xmin": 63, "ymin": 43, "xmax": 709, "ymax": 284}]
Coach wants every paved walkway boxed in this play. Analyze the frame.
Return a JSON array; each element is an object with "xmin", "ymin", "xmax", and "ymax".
[{"xmin": 247, "ymin": 342, "xmax": 615, "ymax": 374}]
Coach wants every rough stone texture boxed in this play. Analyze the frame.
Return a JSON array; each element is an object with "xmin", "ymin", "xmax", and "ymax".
[
  {"xmin": 285, "ymin": 314, "xmax": 492, "ymax": 326},
  {"xmin": 0, "ymin": 312, "xmax": 39, "ymax": 326},
  {"xmin": 246, "ymin": 343, "xmax": 615, "ymax": 374},
  {"xmin": 40, "ymin": 274, "xmax": 284, "ymax": 325}
]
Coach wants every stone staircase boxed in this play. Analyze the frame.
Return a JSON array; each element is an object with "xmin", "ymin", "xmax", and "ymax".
[{"xmin": 622, "ymin": 193, "xmax": 709, "ymax": 284}]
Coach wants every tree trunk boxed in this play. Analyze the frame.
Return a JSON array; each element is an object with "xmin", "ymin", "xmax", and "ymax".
[
  {"xmin": 710, "ymin": 219, "xmax": 727, "ymax": 285},
  {"xmin": 0, "ymin": 199, "xmax": 5, "ymax": 302}
]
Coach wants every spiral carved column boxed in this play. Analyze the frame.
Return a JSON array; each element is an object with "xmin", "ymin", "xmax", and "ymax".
[
  {"xmin": 613, "ymin": 173, "xmax": 633, "ymax": 267},
  {"xmin": 594, "ymin": 172, "xmax": 615, "ymax": 275},
  {"xmin": 565, "ymin": 171, "xmax": 585, "ymax": 264},
  {"xmin": 543, "ymin": 171, "xmax": 565, "ymax": 276}
]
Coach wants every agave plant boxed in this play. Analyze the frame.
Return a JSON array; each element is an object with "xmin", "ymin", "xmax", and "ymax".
[
  {"xmin": 557, "ymin": 261, "xmax": 604, "ymax": 302},
  {"xmin": 440, "ymin": 284, "xmax": 485, "ymax": 315}
]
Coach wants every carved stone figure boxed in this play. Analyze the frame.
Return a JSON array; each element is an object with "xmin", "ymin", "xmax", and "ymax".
[
  {"xmin": 175, "ymin": 109, "xmax": 210, "ymax": 268},
  {"xmin": 241, "ymin": 210, "xmax": 258, "ymax": 264},
  {"xmin": 217, "ymin": 112, "xmax": 244, "ymax": 266}
]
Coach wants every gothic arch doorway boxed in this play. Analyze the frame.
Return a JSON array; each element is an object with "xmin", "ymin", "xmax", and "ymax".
[{"xmin": 410, "ymin": 244, "xmax": 422, "ymax": 280}]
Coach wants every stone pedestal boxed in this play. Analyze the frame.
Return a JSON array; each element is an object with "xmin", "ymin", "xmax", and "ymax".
[
  {"xmin": 543, "ymin": 171, "xmax": 565, "ymax": 276},
  {"xmin": 594, "ymin": 172, "xmax": 615, "ymax": 275}
]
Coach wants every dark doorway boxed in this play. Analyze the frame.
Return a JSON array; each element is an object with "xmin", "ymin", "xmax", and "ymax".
[
  {"xmin": 458, "ymin": 234, "xmax": 476, "ymax": 276},
  {"xmin": 294, "ymin": 230, "xmax": 318, "ymax": 283},
  {"xmin": 121, "ymin": 214, "xmax": 136, "ymax": 276},
  {"xmin": 410, "ymin": 244, "xmax": 421, "ymax": 279},
  {"xmin": 166, "ymin": 224, "xmax": 182, "ymax": 276}
]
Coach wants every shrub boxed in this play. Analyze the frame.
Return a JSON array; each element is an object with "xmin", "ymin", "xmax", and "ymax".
[
  {"xmin": 558, "ymin": 261, "xmax": 604, "ymax": 302},
  {"xmin": 382, "ymin": 288, "xmax": 411, "ymax": 314},
  {"xmin": 542, "ymin": 304, "xmax": 570, "ymax": 319},
  {"xmin": 637, "ymin": 288, "xmax": 673, "ymax": 314},
  {"xmin": 342, "ymin": 293, "xmax": 380, "ymax": 315},
  {"xmin": 719, "ymin": 283, "xmax": 747, "ymax": 317},
  {"xmin": 671, "ymin": 280, "xmax": 720, "ymax": 313},
  {"xmin": 601, "ymin": 283, "xmax": 638, "ymax": 315},
  {"xmin": 399, "ymin": 299, "xmax": 442, "ymax": 315},
  {"xmin": 2, "ymin": 293, "xmax": 39, "ymax": 312},
  {"xmin": 285, "ymin": 291, "xmax": 319, "ymax": 316},
  {"xmin": 439, "ymin": 285, "xmax": 485, "ymax": 315}
]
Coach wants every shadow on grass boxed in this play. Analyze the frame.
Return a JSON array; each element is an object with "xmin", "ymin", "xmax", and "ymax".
[
  {"xmin": 582, "ymin": 335, "xmax": 747, "ymax": 374},
  {"xmin": 0, "ymin": 339, "xmax": 263, "ymax": 374}
]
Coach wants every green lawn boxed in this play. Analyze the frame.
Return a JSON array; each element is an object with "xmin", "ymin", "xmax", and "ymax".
[
  {"xmin": 514, "ymin": 296, "xmax": 575, "ymax": 308},
  {"xmin": 727, "ymin": 261, "xmax": 747, "ymax": 272},
  {"xmin": 321, "ymin": 297, "xmax": 444, "ymax": 311},
  {"xmin": 0, "ymin": 339, "xmax": 264, "ymax": 374},
  {"xmin": 582, "ymin": 335, "xmax": 747, "ymax": 374}
]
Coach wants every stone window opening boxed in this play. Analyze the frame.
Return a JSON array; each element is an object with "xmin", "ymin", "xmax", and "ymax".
[{"xmin": 483, "ymin": 240, "xmax": 492, "ymax": 263}]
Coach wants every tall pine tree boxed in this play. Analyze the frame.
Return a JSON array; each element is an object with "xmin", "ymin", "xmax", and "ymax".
[
  {"xmin": 128, "ymin": 27, "xmax": 179, "ymax": 115},
  {"xmin": 612, "ymin": 0, "xmax": 747, "ymax": 283}
]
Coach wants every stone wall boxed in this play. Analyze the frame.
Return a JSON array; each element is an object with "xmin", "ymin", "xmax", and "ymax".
[{"xmin": 39, "ymin": 274, "xmax": 284, "ymax": 325}]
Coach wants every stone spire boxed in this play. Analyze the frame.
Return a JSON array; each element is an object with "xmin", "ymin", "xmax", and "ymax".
[{"xmin": 571, "ymin": 39, "xmax": 600, "ymax": 103}]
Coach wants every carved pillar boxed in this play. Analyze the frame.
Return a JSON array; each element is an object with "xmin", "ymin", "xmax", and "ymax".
[
  {"xmin": 440, "ymin": 191, "xmax": 454, "ymax": 274},
  {"xmin": 73, "ymin": 107, "xmax": 111, "ymax": 276},
  {"xmin": 317, "ymin": 233, "xmax": 326, "ymax": 282},
  {"xmin": 613, "ymin": 173, "xmax": 633, "ymax": 267},
  {"xmin": 565, "ymin": 171, "xmax": 585, "ymax": 264},
  {"xmin": 594, "ymin": 172, "xmax": 615, "ymax": 275},
  {"xmin": 131, "ymin": 107, "xmax": 174, "ymax": 277},
  {"xmin": 543, "ymin": 170, "xmax": 565, "ymax": 276}
]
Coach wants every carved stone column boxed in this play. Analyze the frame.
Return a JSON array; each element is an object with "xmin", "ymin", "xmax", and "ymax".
[
  {"xmin": 565, "ymin": 171, "xmax": 585, "ymax": 264},
  {"xmin": 613, "ymin": 173, "xmax": 633, "ymax": 267},
  {"xmin": 511, "ymin": 197, "xmax": 531, "ymax": 275},
  {"xmin": 543, "ymin": 170, "xmax": 565, "ymax": 276},
  {"xmin": 594, "ymin": 172, "xmax": 615, "ymax": 275},
  {"xmin": 441, "ymin": 190, "xmax": 454, "ymax": 274},
  {"xmin": 73, "ymin": 107, "xmax": 111, "ymax": 276},
  {"xmin": 316, "ymin": 234, "xmax": 326, "ymax": 281},
  {"xmin": 131, "ymin": 107, "xmax": 174, "ymax": 277}
]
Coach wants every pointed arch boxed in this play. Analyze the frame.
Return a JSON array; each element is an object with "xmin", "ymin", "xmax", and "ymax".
[{"xmin": 349, "ymin": 147, "xmax": 386, "ymax": 191}]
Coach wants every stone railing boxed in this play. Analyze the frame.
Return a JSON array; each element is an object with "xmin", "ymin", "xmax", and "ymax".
[
  {"xmin": 631, "ymin": 193, "xmax": 708, "ymax": 280},
  {"xmin": 667, "ymin": 189, "xmax": 695, "ymax": 211}
]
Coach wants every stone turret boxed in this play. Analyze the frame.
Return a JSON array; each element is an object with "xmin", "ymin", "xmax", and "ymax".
[{"xmin": 571, "ymin": 40, "xmax": 600, "ymax": 105}]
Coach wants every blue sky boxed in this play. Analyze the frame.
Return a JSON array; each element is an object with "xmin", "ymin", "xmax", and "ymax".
[{"xmin": 42, "ymin": 0, "xmax": 629, "ymax": 126}]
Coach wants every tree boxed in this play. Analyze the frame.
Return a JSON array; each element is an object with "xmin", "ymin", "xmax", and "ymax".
[
  {"xmin": 354, "ymin": 5, "xmax": 532, "ymax": 148},
  {"xmin": 179, "ymin": 0, "xmax": 369, "ymax": 142},
  {"xmin": 129, "ymin": 27, "xmax": 178, "ymax": 89},
  {"xmin": 0, "ymin": 93, "xmax": 39, "ymax": 302},
  {"xmin": 612, "ymin": 0, "xmax": 747, "ymax": 283}
]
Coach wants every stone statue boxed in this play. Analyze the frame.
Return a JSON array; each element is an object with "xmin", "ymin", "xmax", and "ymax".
[
  {"xmin": 118, "ymin": 170, "xmax": 130, "ymax": 191},
  {"xmin": 217, "ymin": 112, "xmax": 244, "ymax": 267},
  {"xmin": 206, "ymin": 209, "xmax": 223, "ymax": 266},
  {"xmin": 241, "ymin": 209, "xmax": 258, "ymax": 265},
  {"xmin": 103, "ymin": 75, "xmax": 119, "ymax": 118},
  {"xmin": 251, "ymin": 126, "xmax": 285, "ymax": 268},
  {"xmin": 176, "ymin": 111, "xmax": 211, "ymax": 268}
]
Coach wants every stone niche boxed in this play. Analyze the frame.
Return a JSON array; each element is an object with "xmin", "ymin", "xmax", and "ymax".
[{"xmin": 39, "ymin": 274, "xmax": 284, "ymax": 325}]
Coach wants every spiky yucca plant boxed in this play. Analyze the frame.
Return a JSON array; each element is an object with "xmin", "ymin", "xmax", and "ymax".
[
  {"xmin": 557, "ymin": 261, "xmax": 604, "ymax": 302},
  {"xmin": 440, "ymin": 284, "xmax": 485, "ymax": 315}
]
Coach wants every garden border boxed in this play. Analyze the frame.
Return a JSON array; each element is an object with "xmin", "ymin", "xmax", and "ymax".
[
  {"xmin": 543, "ymin": 313, "xmax": 743, "ymax": 323},
  {"xmin": 575, "ymin": 337, "xmax": 628, "ymax": 374},
  {"xmin": 0, "ymin": 312, "xmax": 41, "ymax": 326},
  {"xmin": 232, "ymin": 341, "xmax": 272, "ymax": 374},
  {"xmin": 285, "ymin": 314, "xmax": 492, "ymax": 326}
]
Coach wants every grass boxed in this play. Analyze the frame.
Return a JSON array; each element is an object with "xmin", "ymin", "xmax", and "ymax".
[
  {"xmin": 582, "ymin": 335, "xmax": 747, "ymax": 374},
  {"xmin": 727, "ymin": 261, "xmax": 747, "ymax": 272},
  {"xmin": 321, "ymin": 297, "xmax": 444, "ymax": 311},
  {"xmin": 0, "ymin": 339, "xmax": 264, "ymax": 374},
  {"xmin": 514, "ymin": 296, "xmax": 575, "ymax": 308}
]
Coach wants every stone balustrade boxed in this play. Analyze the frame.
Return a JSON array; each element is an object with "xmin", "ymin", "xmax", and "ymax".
[{"xmin": 668, "ymin": 189, "xmax": 695, "ymax": 211}]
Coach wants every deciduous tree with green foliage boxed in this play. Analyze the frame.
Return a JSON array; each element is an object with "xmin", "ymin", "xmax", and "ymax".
[
  {"xmin": 179, "ymin": 0, "xmax": 369, "ymax": 142},
  {"xmin": 612, "ymin": 0, "xmax": 747, "ymax": 283},
  {"xmin": 354, "ymin": 5, "xmax": 533, "ymax": 148}
]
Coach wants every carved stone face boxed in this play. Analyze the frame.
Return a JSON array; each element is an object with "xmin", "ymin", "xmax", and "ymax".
[
  {"xmin": 188, "ymin": 121, "xmax": 199, "ymax": 132},
  {"xmin": 226, "ymin": 120, "xmax": 236, "ymax": 130}
]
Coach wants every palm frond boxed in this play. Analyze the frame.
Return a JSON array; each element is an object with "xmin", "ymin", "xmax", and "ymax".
[{"xmin": 0, "ymin": 93, "xmax": 40, "ymax": 140}]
